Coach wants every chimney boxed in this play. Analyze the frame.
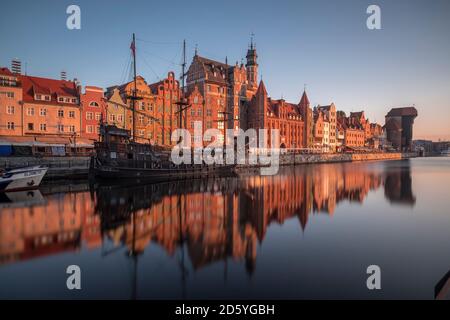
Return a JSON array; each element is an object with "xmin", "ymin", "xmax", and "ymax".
[{"xmin": 11, "ymin": 59, "xmax": 21, "ymax": 75}]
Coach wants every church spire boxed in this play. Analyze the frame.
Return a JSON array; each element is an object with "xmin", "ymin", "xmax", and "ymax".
[{"xmin": 246, "ymin": 33, "xmax": 258, "ymax": 88}]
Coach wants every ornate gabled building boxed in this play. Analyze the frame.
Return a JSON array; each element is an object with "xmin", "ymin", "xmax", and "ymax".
[
  {"xmin": 317, "ymin": 103, "xmax": 337, "ymax": 151},
  {"xmin": 185, "ymin": 41, "xmax": 259, "ymax": 141},
  {"xmin": 106, "ymin": 72, "xmax": 181, "ymax": 146},
  {"xmin": 246, "ymin": 80, "xmax": 304, "ymax": 148}
]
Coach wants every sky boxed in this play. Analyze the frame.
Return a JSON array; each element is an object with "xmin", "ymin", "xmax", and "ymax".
[{"xmin": 1, "ymin": 0, "xmax": 449, "ymax": 140}]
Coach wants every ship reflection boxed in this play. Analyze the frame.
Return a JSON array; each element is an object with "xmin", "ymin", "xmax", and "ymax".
[{"xmin": 0, "ymin": 161, "xmax": 416, "ymax": 275}]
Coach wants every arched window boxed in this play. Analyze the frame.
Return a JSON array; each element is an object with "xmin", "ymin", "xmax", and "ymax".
[{"xmin": 89, "ymin": 101, "xmax": 99, "ymax": 107}]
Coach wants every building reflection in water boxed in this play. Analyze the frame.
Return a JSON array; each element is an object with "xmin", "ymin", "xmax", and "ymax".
[{"xmin": 0, "ymin": 161, "xmax": 416, "ymax": 276}]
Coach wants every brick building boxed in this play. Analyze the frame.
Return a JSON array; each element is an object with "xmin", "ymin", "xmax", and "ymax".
[
  {"xmin": 384, "ymin": 107, "xmax": 418, "ymax": 151},
  {"xmin": 80, "ymin": 86, "xmax": 107, "ymax": 140},
  {"xmin": 107, "ymin": 72, "xmax": 181, "ymax": 146},
  {"xmin": 185, "ymin": 41, "xmax": 259, "ymax": 142},
  {"xmin": 246, "ymin": 81, "xmax": 304, "ymax": 148}
]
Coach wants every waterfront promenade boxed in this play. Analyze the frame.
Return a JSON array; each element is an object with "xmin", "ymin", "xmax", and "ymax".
[{"xmin": 0, "ymin": 152, "xmax": 417, "ymax": 180}]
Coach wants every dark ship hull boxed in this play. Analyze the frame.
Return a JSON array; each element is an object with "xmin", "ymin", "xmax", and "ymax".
[
  {"xmin": 92, "ymin": 124, "xmax": 236, "ymax": 182},
  {"xmin": 93, "ymin": 161, "xmax": 236, "ymax": 182}
]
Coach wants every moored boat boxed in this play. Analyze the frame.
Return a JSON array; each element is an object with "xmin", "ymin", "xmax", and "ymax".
[
  {"xmin": 92, "ymin": 124, "xmax": 236, "ymax": 182},
  {"xmin": 0, "ymin": 165, "xmax": 48, "ymax": 192}
]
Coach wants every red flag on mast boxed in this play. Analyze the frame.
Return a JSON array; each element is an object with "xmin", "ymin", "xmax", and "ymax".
[{"xmin": 130, "ymin": 39, "xmax": 135, "ymax": 55}]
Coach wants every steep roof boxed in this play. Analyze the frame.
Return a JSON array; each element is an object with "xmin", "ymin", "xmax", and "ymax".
[
  {"xmin": 386, "ymin": 107, "xmax": 418, "ymax": 117},
  {"xmin": 256, "ymin": 80, "xmax": 267, "ymax": 97},
  {"xmin": 20, "ymin": 75, "xmax": 79, "ymax": 105},
  {"xmin": 195, "ymin": 55, "xmax": 232, "ymax": 84},
  {"xmin": 298, "ymin": 90, "xmax": 310, "ymax": 109}
]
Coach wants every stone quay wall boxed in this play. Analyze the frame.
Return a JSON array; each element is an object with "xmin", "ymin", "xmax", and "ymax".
[{"xmin": 279, "ymin": 152, "xmax": 416, "ymax": 166}]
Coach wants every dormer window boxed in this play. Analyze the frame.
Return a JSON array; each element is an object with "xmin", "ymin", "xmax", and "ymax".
[
  {"xmin": 58, "ymin": 97, "xmax": 64, "ymax": 102},
  {"xmin": 89, "ymin": 101, "xmax": 99, "ymax": 107}
]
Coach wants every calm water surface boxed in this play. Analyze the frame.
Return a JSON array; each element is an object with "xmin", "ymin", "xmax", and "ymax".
[{"xmin": 1, "ymin": 158, "xmax": 450, "ymax": 299}]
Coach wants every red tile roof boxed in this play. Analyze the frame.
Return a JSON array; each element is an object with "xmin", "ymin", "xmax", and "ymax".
[
  {"xmin": 0, "ymin": 67, "xmax": 14, "ymax": 77},
  {"xmin": 20, "ymin": 75, "xmax": 79, "ymax": 106}
]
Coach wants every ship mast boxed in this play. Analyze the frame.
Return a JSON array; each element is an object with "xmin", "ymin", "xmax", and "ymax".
[
  {"xmin": 175, "ymin": 39, "xmax": 191, "ymax": 141},
  {"xmin": 132, "ymin": 33, "xmax": 137, "ymax": 142}
]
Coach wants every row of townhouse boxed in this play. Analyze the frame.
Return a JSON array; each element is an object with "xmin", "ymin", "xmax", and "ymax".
[{"xmin": 1, "ymin": 36, "xmax": 387, "ymax": 154}]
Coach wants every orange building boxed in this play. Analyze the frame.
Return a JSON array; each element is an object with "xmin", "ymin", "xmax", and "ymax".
[
  {"xmin": 20, "ymin": 75, "xmax": 81, "ymax": 138},
  {"xmin": 80, "ymin": 86, "xmax": 107, "ymax": 141},
  {"xmin": 0, "ymin": 67, "xmax": 23, "ymax": 137}
]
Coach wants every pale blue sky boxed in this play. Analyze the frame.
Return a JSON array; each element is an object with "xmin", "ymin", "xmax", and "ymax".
[{"xmin": 1, "ymin": 0, "xmax": 449, "ymax": 140}]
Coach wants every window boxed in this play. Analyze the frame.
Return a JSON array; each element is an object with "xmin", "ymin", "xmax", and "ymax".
[
  {"xmin": 40, "ymin": 123, "xmax": 47, "ymax": 131},
  {"xmin": 117, "ymin": 115, "xmax": 123, "ymax": 122},
  {"xmin": 27, "ymin": 107, "xmax": 35, "ymax": 116},
  {"xmin": 139, "ymin": 115, "xmax": 144, "ymax": 124},
  {"xmin": 207, "ymin": 85, "xmax": 211, "ymax": 92},
  {"xmin": 6, "ymin": 106, "xmax": 14, "ymax": 114},
  {"xmin": 58, "ymin": 124, "xmax": 64, "ymax": 132},
  {"xmin": 89, "ymin": 102, "xmax": 99, "ymax": 107},
  {"xmin": 191, "ymin": 110, "xmax": 196, "ymax": 116},
  {"xmin": 69, "ymin": 125, "xmax": 75, "ymax": 133},
  {"xmin": 7, "ymin": 122, "xmax": 15, "ymax": 130},
  {"xmin": 69, "ymin": 111, "xmax": 75, "ymax": 118},
  {"xmin": 86, "ymin": 112, "xmax": 93, "ymax": 120},
  {"xmin": 109, "ymin": 114, "xmax": 116, "ymax": 122},
  {"xmin": 40, "ymin": 108, "xmax": 47, "ymax": 116},
  {"xmin": 58, "ymin": 97, "xmax": 64, "ymax": 102},
  {"xmin": 58, "ymin": 110, "xmax": 64, "ymax": 118},
  {"xmin": 217, "ymin": 122, "xmax": 224, "ymax": 130},
  {"xmin": 87, "ymin": 125, "xmax": 94, "ymax": 133},
  {"xmin": 1, "ymin": 91, "xmax": 15, "ymax": 98},
  {"xmin": 95, "ymin": 113, "xmax": 102, "ymax": 121},
  {"xmin": 36, "ymin": 94, "xmax": 42, "ymax": 100},
  {"xmin": 197, "ymin": 109, "xmax": 202, "ymax": 116},
  {"xmin": 28, "ymin": 123, "xmax": 34, "ymax": 131},
  {"xmin": 44, "ymin": 95, "xmax": 50, "ymax": 101},
  {"xmin": 206, "ymin": 109, "xmax": 212, "ymax": 117}
]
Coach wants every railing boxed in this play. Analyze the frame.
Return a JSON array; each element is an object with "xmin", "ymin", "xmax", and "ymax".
[{"xmin": 0, "ymin": 158, "xmax": 90, "ymax": 170}]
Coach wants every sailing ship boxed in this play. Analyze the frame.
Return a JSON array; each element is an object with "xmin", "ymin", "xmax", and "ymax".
[{"xmin": 92, "ymin": 34, "xmax": 236, "ymax": 182}]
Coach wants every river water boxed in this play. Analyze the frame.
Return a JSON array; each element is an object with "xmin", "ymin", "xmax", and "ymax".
[{"xmin": 1, "ymin": 158, "xmax": 450, "ymax": 299}]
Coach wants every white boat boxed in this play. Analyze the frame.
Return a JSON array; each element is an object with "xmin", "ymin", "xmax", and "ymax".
[{"xmin": 0, "ymin": 165, "xmax": 48, "ymax": 192}]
